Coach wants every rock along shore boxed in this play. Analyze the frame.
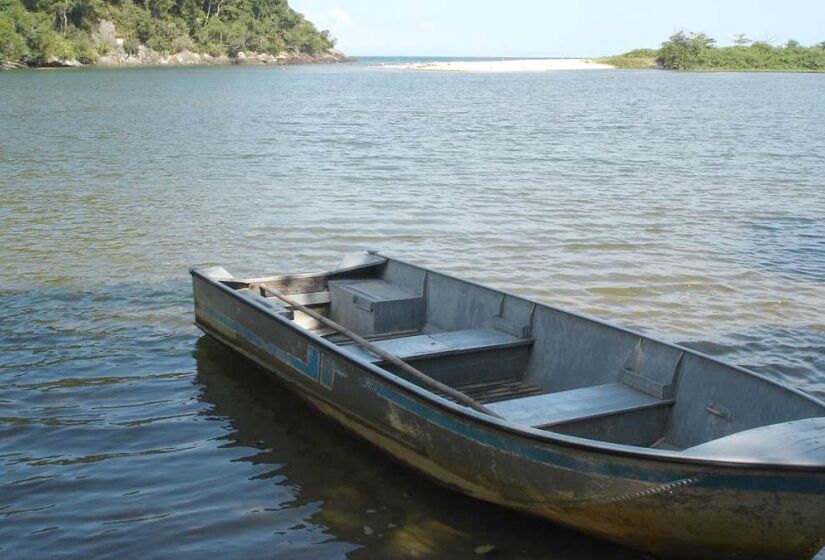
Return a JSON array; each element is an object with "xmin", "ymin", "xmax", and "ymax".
[{"xmin": 1, "ymin": 48, "xmax": 354, "ymax": 70}]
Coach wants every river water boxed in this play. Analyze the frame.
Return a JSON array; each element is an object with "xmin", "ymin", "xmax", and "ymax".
[{"xmin": 1, "ymin": 60, "xmax": 824, "ymax": 558}]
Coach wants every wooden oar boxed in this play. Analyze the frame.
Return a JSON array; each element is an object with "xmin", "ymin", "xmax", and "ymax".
[{"xmin": 259, "ymin": 285, "xmax": 504, "ymax": 419}]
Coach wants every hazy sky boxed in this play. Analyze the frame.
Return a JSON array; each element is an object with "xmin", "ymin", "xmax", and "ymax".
[{"xmin": 290, "ymin": 0, "xmax": 825, "ymax": 57}]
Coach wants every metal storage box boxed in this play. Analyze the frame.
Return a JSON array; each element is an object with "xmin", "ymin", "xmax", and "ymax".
[{"xmin": 328, "ymin": 279, "xmax": 425, "ymax": 336}]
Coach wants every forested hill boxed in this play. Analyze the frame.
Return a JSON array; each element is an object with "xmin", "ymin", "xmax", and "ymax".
[{"xmin": 0, "ymin": 0, "xmax": 338, "ymax": 66}]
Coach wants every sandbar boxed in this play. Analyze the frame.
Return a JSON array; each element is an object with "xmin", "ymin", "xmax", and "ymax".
[{"xmin": 376, "ymin": 58, "xmax": 615, "ymax": 73}]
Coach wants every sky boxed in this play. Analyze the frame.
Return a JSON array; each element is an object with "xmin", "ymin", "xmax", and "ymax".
[{"xmin": 290, "ymin": 0, "xmax": 825, "ymax": 57}]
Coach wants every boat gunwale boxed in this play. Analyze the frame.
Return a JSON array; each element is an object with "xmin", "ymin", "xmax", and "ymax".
[
  {"xmin": 376, "ymin": 252, "xmax": 825, "ymax": 411},
  {"xmin": 190, "ymin": 257, "xmax": 825, "ymax": 473}
]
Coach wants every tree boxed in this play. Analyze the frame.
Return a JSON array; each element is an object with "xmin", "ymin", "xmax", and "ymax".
[
  {"xmin": 146, "ymin": 0, "xmax": 172, "ymax": 18},
  {"xmin": 733, "ymin": 33, "xmax": 751, "ymax": 46},
  {"xmin": 175, "ymin": 0, "xmax": 201, "ymax": 33},
  {"xmin": 689, "ymin": 32, "xmax": 715, "ymax": 49},
  {"xmin": 320, "ymin": 29, "xmax": 335, "ymax": 48},
  {"xmin": 45, "ymin": 0, "xmax": 72, "ymax": 32},
  {"xmin": 0, "ymin": 14, "xmax": 28, "ymax": 60},
  {"xmin": 658, "ymin": 31, "xmax": 714, "ymax": 69},
  {"xmin": 35, "ymin": 0, "xmax": 99, "ymax": 33}
]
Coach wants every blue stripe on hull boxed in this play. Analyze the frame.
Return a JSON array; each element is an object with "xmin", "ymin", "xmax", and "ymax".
[{"xmin": 199, "ymin": 303, "xmax": 825, "ymax": 495}]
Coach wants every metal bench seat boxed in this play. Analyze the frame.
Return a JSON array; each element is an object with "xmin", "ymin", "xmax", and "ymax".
[
  {"xmin": 338, "ymin": 328, "xmax": 533, "ymax": 363},
  {"xmin": 487, "ymin": 383, "xmax": 674, "ymax": 429}
]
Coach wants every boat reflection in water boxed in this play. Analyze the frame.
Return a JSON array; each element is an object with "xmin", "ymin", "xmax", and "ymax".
[{"xmin": 193, "ymin": 336, "xmax": 642, "ymax": 559}]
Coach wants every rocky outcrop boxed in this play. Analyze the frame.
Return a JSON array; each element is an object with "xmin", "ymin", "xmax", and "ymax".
[
  {"xmin": 234, "ymin": 48, "xmax": 354, "ymax": 65},
  {"xmin": 42, "ymin": 57, "xmax": 84, "ymax": 67},
  {"xmin": 85, "ymin": 19, "xmax": 354, "ymax": 68},
  {"xmin": 95, "ymin": 43, "xmax": 231, "ymax": 66},
  {"xmin": 94, "ymin": 19, "xmax": 117, "ymax": 48},
  {"xmin": 1, "ymin": 61, "xmax": 28, "ymax": 70},
  {"xmin": 95, "ymin": 44, "xmax": 354, "ymax": 68}
]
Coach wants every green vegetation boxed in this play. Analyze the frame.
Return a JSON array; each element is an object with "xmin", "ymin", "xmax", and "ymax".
[
  {"xmin": 0, "ymin": 0, "xmax": 334, "ymax": 65},
  {"xmin": 600, "ymin": 32, "xmax": 825, "ymax": 72},
  {"xmin": 658, "ymin": 32, "xmax": 825, "ymax": 71},
  {"xmin": 595, "ymin": 49, "xmax": 658, "ymax": 69}
]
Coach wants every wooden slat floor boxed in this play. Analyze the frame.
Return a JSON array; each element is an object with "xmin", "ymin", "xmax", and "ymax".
[{"xmin": 457, "ymin": 378, "xmax": 545, "ymax": 403}]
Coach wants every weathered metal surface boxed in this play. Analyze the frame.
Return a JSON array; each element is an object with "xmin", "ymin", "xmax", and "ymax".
[
  {"xmin": 486, "ymin": 382, "xmax": 672, "ymax": 428},
  {"xmin": 687, "ymin": 417, "xmax": 825, "ymax": 465},
  {"xmin": 259, "ymin": 283, "xmax": 501, "ymax": 418},
  {"xmin": 337, "ymin": 328, "xmax": 527, "ymax": 362},
  {"xmin": 190, "ymin": 254, "xmax": 825, "ymax": 560},
  {"xmin": 329, "ymin": 278, "xmax": 425, "ymax": 335}
]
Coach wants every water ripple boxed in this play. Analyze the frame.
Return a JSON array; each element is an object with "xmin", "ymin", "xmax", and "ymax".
[{"xmin": 1, "ymin": 63, "xmax": 824, "ymax": 559}]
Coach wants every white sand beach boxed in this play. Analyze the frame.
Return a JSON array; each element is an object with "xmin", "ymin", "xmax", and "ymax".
[{"xmin": 376, "ymin": 58, "xmax": 615, "ymax": 73}]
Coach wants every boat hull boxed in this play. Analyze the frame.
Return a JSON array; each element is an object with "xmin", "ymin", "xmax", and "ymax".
[{"xmin": 192, "ymin": 271, "xmax": 825, "ymax": 560}]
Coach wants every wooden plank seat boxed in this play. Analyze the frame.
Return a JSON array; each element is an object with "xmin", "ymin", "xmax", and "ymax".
[
  {"xmin": 487, "ymin": 383, "xmax": 674, "ymax": 429},
  {"xmin": 337, "ymin": 328, "xmax": 533, "ymax": 363}
]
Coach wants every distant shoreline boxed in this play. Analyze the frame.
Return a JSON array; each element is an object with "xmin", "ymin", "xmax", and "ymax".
[
  {"xmin": 1, "ymin": 49, "xmax": 355, "ymax": 71},
  {"xmin": 375, "ymin": 58, "xmax": 615, "ymax": 73}
]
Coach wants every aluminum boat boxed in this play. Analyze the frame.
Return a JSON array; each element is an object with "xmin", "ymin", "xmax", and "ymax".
[{"xmin": 191, "ymin": 252, "xmax": 825, "ymax": 559}]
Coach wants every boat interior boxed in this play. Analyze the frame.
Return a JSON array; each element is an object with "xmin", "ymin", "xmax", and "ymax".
[{"xmin": 222, "ymin": 253, "xmax": 825, "ymax": 460}]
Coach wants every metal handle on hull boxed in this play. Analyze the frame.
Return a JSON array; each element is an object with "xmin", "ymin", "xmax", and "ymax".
[{"xmin": 260, "ymin": 285, "xmax": 504, "ymax": 419}]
